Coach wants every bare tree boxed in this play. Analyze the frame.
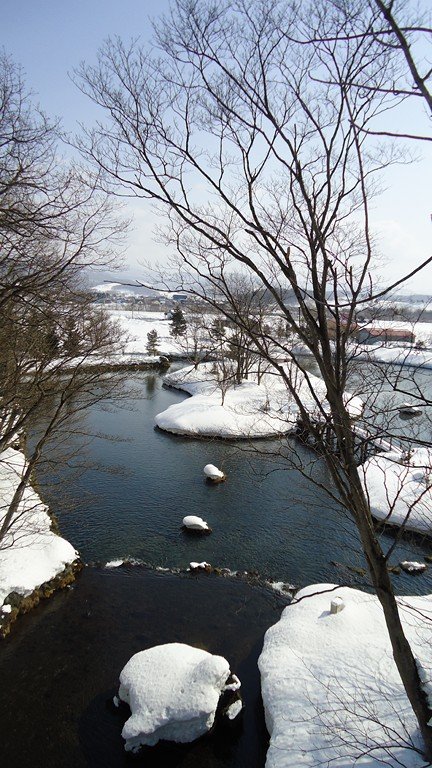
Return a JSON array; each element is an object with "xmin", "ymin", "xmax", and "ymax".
[
  {"xmin": 0, "ymin": 54, "xmax": 126, "ymax": 548},
  {"xmin": 77, "ymin": 0, "xmax": 432, "ymax": 757}
]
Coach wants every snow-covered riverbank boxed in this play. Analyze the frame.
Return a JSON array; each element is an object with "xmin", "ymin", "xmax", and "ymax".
[
  {"xmin": 259, "ymin": 583, "xmax": 432, "ymax": 767},
  {"xmin": 83, "ymin": 309, "xmax": 432, "ymax": 372},
  {"xmin": 0, "ymin": 447, "xmax": 79, "ymax": 636},
  {"xmin": 155, "ymin": 363, "xmax": 363, "ymax": 439}
]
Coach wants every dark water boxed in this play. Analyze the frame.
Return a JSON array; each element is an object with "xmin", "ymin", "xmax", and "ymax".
[
  {"xmin": 34, "ymin": 369, "xmax": 432, "ymax": 595},
  {"xmin": 0, "ymin": 566, "xmax": 288, "ymax": 768}
]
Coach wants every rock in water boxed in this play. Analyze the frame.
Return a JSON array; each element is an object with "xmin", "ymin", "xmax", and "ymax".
[
  {"xmin": 117, "ymin": 643, "xmax": 238, "ymax": 752},
  {"xmin": 182, "ymin": 515, "xmax": 211, "ymax": 532},
  {"xmin": 203, "ymin": 464, "xmax": 225, "ymax": 481}
]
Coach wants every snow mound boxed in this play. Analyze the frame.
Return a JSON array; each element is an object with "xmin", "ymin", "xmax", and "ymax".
[
  {"xmin": 0, "ymin": 448, "xmax": 78, "ymax": 606},
  {"xmin": 259, "ymin": 583, "xmax": 432, "ymax": 767},
  {"xmin": 400, "ymin": 561, "xmax": 427, "ymax": 573},
  {"xmin": 183, "ymin": 515, "xmax": 210, "ymax": 531},
  {"xmin": 361, "ymin": 448, "xmax": 432, "ymax": 534},
  {"xmin": 118, "ymin": 642, "xmax": 235, "ymax": 751},
  {"xmin": 203, "ymin": 464, "xmax": 224, "ymax": 480}
]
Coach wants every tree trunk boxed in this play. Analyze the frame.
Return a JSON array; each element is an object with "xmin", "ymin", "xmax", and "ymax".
[{"xmin": 350, "ymin": 476, "xmax": 432, "ymax": 759}]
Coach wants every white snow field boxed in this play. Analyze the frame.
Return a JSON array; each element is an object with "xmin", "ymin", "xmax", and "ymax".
[
  {"xmin": 117, "ymin": 642, "xmax": 239, "ymax": 751},
  {"xmin": 259, "ymin": 583, "xmax": 432, "ymax": 768},
  {"xmin": 109, "ymin": 309, "xmax": 184, "ymax": 358},
  {"xmin": 0, "ymin": 448, "xmax": 78, "ymax": 607},
  {"xmin": 155, "ymin": 363, "xmax": 363, "ymax": 439},
  {"xmin": 361, "ymin": 448, "xmax": 432, "ymax": 534}
]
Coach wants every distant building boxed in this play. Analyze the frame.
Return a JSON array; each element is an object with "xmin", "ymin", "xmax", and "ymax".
[
  {"xmin": 356, "ymin": 326, "xmax": 415, "ymax": 345},
  {"xmin": 171, "ymin": 294, "xmax": 187, "ymax": 303}
]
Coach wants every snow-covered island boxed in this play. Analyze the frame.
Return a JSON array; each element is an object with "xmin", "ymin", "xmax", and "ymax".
[
  {"xmin": 155, "ymin": 362, "xmax": 363, "ymax": 439},
  {"xmin": 259, "ymin": 583, "xmax": 432, "ymax": 767},
  {"xmin": 0, "ymin": 447, "xmax": 80, "ymax": 636}
]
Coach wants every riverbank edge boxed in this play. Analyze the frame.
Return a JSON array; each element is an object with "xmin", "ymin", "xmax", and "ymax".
[
  {"xmin": 0, "ymin": 557, "xmax": 83, "ymax": 639},
  {"xmin": 0, "ymin": 443, "xmax": 82, "ymax": 639}
]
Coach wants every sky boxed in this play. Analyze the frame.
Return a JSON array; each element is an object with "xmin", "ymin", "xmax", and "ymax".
[{"xmin": 2, "ymin": 0, "xmax": 432, "ymax": 294}]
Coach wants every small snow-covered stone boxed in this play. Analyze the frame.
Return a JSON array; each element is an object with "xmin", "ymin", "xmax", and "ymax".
[
  {"xmin": 225, "ymin": 700, "xmax": 243, "ymax": 720},
  {"xmin": 189, "ymin": 561, "xmax": 211, "ymax": 571},
  {"xmin": 399, "ymin": 403, "xmax": 422, "ymax": 416},
  {"xmin": 1, "ymin": 604, "xmax": 12, "ymax": 614},
  {"xmin": 223, "ymin": 673, "xmax": 241, "ymax": 692},
  {"xmin": 330, "ymin": 597, "xmax": 345, "ymax": 614},
  {"xmin": 183, "ymin": 515, "xmax": 210, "ymax": 531},
  {"xmin": 400, "ymin": 561, "xmax": 427, "ymax": 573},
  {"xmin": 203, "ymin": 464, "xmax": 225, "ymax": 481},
  {"xmin": 117, "ymin": 643, "xmax": 234, "ymax": 751}
]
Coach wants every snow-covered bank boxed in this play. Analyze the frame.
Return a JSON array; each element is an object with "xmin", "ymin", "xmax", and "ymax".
[
  {"xmin": 354, "ymin": 344, "xmax": 432, "ymax": 369},
  {"xmin": 0, "ymin": 447, "xmax": 79, "ymax": 634},
  {"xmin": 155, "ymin": 363, "xmax": 363, "ymax": 439},
  {"xmin": 50, "ymin": 308, "xmax": 432, "ymax": 373},
  {"xmin": 361, "ymin": 448, "xmax": 432, "ymax": 534},
  {"xmin": 259, "ymin": 583, "xmax": 432, "ymax": 767}
]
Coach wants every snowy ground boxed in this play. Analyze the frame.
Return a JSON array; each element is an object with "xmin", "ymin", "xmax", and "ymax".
[
  {"xmin": 0, "ymin": 447, "xmax": 78, "ymax": 608},
  {"xmin": 354, "ymin": 344, "xmax": 432, "ymax": 369},
  {"xmin": 110, "ymin": 311, "xmax": 432, "ymax": 370},
  {"xmin": 59, "ymin": 308, "xmax": 432, "ymax": 371},
  {"xmin": 110, "ymin": 309, "xmax": 185, "ymax": 359},
  {"xmin": 361, "ymin": 448, "xmax": 432, "ymax": 535},
  {"xmin": 155, "ymin": 363, "xmax": 363, "ymax": 439},
  {"xmin": 259, "ymin": 583, "xmax": 432, "ymax": 767}
]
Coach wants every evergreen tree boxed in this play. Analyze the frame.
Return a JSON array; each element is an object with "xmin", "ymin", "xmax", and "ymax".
[
  {"xmin": 169, "ymin": 305, "xmax": 187, "ymax": 338},
  {"xmin": 146, "ymin": 329, "xmax": 159, "ymax": 355}
]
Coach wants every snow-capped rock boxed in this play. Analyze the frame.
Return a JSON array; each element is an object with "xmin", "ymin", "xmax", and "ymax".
[
  {"xmin": 117, "ymin": 642, "xmax": 237, "ymax": 751},
  {"xmin": 182, "ymin": 515, "xmax": 211, "ymax": 531},
  {"xmin": 203, "ymin": 464, "xmax": 225, "ymax": 481}
]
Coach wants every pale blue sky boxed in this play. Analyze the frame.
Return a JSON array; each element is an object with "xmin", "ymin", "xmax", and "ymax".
[
  {"xmin": 2, "ymin": 0, "xmax": 170, "ymax": 130},
  {"xmin": 2, "ymin": 0, "xmax": 432, "ymax": 292}
]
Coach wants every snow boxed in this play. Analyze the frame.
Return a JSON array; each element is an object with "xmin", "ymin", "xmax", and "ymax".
[
  {"xmin": 259, "ymin": 583, "xmax": 432, "ymax": 767},
  {"xmin": 109, "ymin": 309, "xmax": 184, "ymax": 358},
  {"xmin": 361, "ymin": 448, "xmax": 432, "ymax": 534},
  {"xmin": 0, "ymin": 447, "xmax": 78, "ymax": 607},
  {"xmin": 400, "ymin": 561, "xmax": 427, "ymax": 573},
  {"xmin": 223, "ymin": 673, "xmax": 241, "ymax": 692},
  {"xmin": 352, "ymin": 343, "xmax": 432, "ymax": 369},
  {"xmin": 117, "ymin": 642, "xmax": 236, "ymax": 751},
  {"xmin": 203, "ymin": 464, "xmax": 224, "ymax": 480},
  {"xmin": 189, "ymin": 561, "xmax": 211, "ymax": 570},
  {"xmin": 182, "ymin": 515, "xmax": 210, "ymax": 531},
  {"xmin": 226, "ymin": 700, "xmax": 243, "ymax": 720},
  {"xmin": 155, "ymin": 363, "xmax": 363, "ymax": 439}
]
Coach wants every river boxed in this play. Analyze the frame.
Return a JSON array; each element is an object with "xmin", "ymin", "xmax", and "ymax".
[
  {"xmin": 3, "ymin": 363, "xmax": 432, "ymax": 768},
  {"xmin": 33, "ymin": 366, "xmax": 432, "ymax": 595}
]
